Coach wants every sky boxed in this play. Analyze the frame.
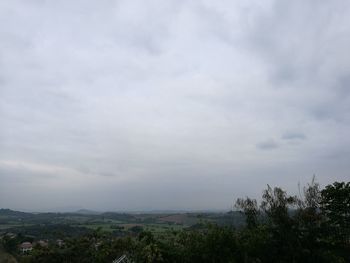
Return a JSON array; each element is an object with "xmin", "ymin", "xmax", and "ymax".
[{"xmin": 1, "ymin": 0, "xmax": 350, "ymax": 212}]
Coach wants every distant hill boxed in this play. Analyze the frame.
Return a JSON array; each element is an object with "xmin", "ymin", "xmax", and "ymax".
[
  {"xmin": 74, "ymin": 209, "xmax": 101, "ymax": 215},
  {"xmin": 0, "ymin": 208, "xmax": 33, "ymax": 217}
]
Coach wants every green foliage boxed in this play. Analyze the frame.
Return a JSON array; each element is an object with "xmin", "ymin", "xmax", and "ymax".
[
  {"xmin": 178, "ymin": 224, "xmax": 238, "ymax": 262},
  {"xmin": 321, "ymin": 181, "xmax": 350, "ymax": 246},
  {"xmin": 130, "ymin": 226, "xmax": 144, "ymax": 234},
  {"xmin": 134, "ymin": 232, "xmax": 163, "ymax": 263},
  {"xmin": 2, "ymin": 180, "xmax": 349, "ymax": 263},
  {"xmin": 235, "ymin": 197, "xmax": 259, "ymax": 229},
  {"xmin": 2, "ymin": 236, "xmax": 18, "ymax": 254},
  {"xmin": 261, "ymin": 185, "xmax": 297, "ymax": 227}
]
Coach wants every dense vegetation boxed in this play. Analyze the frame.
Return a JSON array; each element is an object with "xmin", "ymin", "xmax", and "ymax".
[{"xmin": 1, "ymin": 180, "xmax": 349, "ymax": 262}]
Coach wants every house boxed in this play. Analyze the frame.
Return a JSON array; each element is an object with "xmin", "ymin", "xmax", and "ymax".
[
  {"xmin": 37, "ymin": 240, "xmax": 48, "ymax": 247},
  {"xmin": 57, "ymin": 239, "xmax": 64, "ymax": 247},
  {"xmin": 20, "ymin": 242, "xmax": 33, "ymax": 253}
]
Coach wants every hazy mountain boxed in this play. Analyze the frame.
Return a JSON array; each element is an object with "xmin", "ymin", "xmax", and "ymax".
[{"xmin": 74, "ymin": 209, "xmax": 102, "ymax": 215}]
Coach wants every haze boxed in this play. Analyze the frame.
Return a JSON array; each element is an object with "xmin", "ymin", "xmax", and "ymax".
[{"xmin": 1, "ymin": 0, "xmax": 349, "ymax": 212}]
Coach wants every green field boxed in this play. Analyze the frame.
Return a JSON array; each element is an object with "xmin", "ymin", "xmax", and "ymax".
[
  {"xmin": 0, "ymin": 208, "xmax": 240, "ymax": 240},
  {"xmin": 0, "ymin": 224, "xmax": 32, "ymax": 230}
]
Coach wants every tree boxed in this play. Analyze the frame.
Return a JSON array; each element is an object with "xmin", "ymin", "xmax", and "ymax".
[
  {"xmin": 2, "ymin": 236, "xmax": 18, "ymax": 253},
  {"xmin": 235, "ymin": 197, "xmax": 259, "ymax": 229},
  {"xmin": 260, "ymin": 185, "xmax": 299, "ymax": 262},
  {"xmin": 135, "ymin": 231, "xmax": 163, "ymax": 263},
  {"xmin": 321, "ymin": 181, "xmax": 350, "ymax": 246},
  {"xmin": 294, "ymin": 177, "xmax": 325, "ymax": 261},
  {"xmin": 261, "ymin": 185, "xmax": 297, "ymax": 227}
]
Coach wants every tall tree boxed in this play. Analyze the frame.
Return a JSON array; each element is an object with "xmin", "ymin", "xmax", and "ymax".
[
  {"xmin": 321, "ymin": 181, "xmax": 350, "ymax": 246},
  {"xmin": 235, "ymin": 197, "xmax": 259, "ymax": 229}
]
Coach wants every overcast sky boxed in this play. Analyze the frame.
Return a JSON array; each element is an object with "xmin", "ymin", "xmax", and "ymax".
[{"xmin": 1, "ymin": 0, "xmax": 350, "ymax": 212}]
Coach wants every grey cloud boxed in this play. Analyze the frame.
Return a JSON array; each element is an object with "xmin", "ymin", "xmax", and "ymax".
[
  {"xmin": 281, "ymin": 132, "xmax": 306, "ymax": 141},
  {"xmin": 256, "ymin": 139, "xmax": 278, "ymax": 150},
  {"xmin": 98, "ymin": 172, "xmax": 117, "ymax": 177},
  {"xmin": 248, "ymin": 0, "xmax": 350, "ymax": 123},
  {"xmin": 335, "ymin": 75, "xmax": 350, "ymax": 99},
  {"xmin": 1, "ymin": 0, "xmax": 350, "ymax": 211}
]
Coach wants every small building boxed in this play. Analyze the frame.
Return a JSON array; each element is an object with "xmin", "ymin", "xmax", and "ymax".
[
  {"xmin": 94, "ymin": 241, "xmax": 102, "ymax": 250},
  {"xmin": 57, "ymin": 239, "xmax": 64, "ymax": 247},
  {"xmin": 20, "ymin": 242, "xmax": 33, "ymax": 253},
  {"xmin": 37, "ymin": 240, "xmax": 48, "ymax": 248}
]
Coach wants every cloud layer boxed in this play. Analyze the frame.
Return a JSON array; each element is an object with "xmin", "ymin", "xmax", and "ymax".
[{"xmin": 1, "ymin": 0, "xmax": 350, "ymax": 211}]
